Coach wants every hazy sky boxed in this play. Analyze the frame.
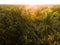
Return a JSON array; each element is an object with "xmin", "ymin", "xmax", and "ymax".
[{"xmin": 0, "ymin": 0, "xmax": 60, "ymax": 5}]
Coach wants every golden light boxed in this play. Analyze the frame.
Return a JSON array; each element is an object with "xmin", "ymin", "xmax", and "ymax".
[
  {"xmin": 17, "ymin": 0, "xmax": 55, "ymax": 12},
  {"xmin": 25, "ymin": 5, "xmax": 37, "ymax": 9},
  {"xmin": 25, "ymin": 5, "xmax": 39, "ymax": 12}
]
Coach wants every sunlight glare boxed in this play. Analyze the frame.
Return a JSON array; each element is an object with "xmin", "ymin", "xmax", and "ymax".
[
  {"xmin": 25, "ymin": 5, "xmax": 39, "ymax": 11},
  {"xmin": 0, "ymin": 0, "xmax": 60, "ymax": 5}
]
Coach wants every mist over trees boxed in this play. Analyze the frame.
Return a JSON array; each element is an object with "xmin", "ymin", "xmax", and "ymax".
[{"xmin": 0, "ymin": 5, "xmax": 60, "ymax": 45}]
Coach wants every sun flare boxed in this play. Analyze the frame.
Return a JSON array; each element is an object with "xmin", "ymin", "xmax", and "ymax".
[{"xmin": 25, "ymin": 5, "xmax": 39, "ymax": 11}]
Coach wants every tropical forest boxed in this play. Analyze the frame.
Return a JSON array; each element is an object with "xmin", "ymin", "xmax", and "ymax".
[{"xmin": 0, "ymin": 5, "xmax": 60, "ymax": 45}]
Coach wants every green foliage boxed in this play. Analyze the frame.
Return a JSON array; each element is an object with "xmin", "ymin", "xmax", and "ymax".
[{"xmin": 0, "ymin": 5, "xmax": 60, "ymax": 45}]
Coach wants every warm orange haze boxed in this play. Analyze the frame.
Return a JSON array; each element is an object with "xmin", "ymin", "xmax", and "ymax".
[
  {"xmin": 21, "ymin": 5, "xmax": 52, "ymax": 10},
  {"xmin": 18, "ymin": 5, "xmax": 53, "ymax": 13}
]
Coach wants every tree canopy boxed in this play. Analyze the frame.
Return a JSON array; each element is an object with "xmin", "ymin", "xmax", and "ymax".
[{"xmin": 0, "ymin": 5, "xmax": 60, "ymax": 45}]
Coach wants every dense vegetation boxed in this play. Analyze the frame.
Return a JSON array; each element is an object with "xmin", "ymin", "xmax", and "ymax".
[{"xmin": 0, "ymin": 5, "xmax": 60, "ymax": 45}]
